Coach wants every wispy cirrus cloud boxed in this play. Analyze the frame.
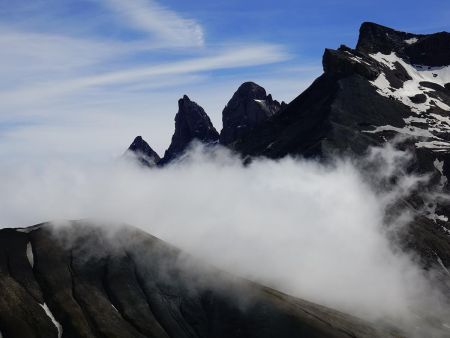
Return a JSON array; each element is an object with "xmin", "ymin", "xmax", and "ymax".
[
  {"xmin": 101, "ymin": 0, "xmax": 204, "ymax": 47},
  {"xmin": 0, "ymin": 43, "xmax": 289, "ymax": 108}
]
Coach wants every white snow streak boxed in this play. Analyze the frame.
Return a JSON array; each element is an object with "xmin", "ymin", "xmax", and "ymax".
[
  {"xmin": 404, "ymin": 37, "xmax": 418, "ymax": 45},
  {"xmin": 26, "ymin": 242, "xmax": 34, "ymax": 268},
  {"xmin": 435, "ymin": 254, "xmax": 450, "ymax": 276},
  {"xmin": 40, "ymin": 303, "xmax": 63, "ymax": 338},
  {"xmin": 344, "ymin": 51, "xmax": 371, "ymax": 65},
  {"xmin": 416, "ymin": 140, "xmax": 450, "ymax": 152},
  {"xmin": 365, "ymin": 124, "xmax": 435, "ymax": 138},
  {"xmin": 433, "ymin": 159, "xmax": 447, "ymax": 185}
]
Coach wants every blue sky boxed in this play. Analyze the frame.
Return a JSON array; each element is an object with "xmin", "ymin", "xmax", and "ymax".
[{"xmin": 1, "ymin": 0, "xmax": 449, "ymax": 160}]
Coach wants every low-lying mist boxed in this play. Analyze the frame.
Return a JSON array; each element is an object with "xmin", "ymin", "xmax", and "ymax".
[{"xmin": 0, "ymin": 142, "xmax": 448, "ymax": 335}]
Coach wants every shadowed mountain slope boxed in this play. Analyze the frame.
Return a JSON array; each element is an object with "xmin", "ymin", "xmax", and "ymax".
[{"xmin": 0, "ymin": 221, "xmax": 394, "ymax": 338}]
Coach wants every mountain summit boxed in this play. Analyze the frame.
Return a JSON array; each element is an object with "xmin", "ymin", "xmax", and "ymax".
[
  {"xmin": 356, "ymin": 22, "xmax": 450, "ymax": 67},
  {"xmin": 219, "ymin": 82, "xmax": 283, "ymax": 145},
  {"xmin": 160, "ymin": 95, "xmax": 219, "ymax": 164},
  {"xmin": 126, "ymin": 136, "xmax": 161, "ymax": 166}
]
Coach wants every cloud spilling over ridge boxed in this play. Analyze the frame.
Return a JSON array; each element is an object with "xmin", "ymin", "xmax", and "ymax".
[{"xmin": 0, "ymin": 143, "xmax": 448, "ymax": 335}]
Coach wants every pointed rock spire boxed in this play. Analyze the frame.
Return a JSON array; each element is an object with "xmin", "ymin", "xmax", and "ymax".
[
  {"xmin": 219, "ymin": 82, "xmax": 282, "ymax": 145},
  {"xmin": 161, "ymin": 95, "xmax": 219, "ymax": 164},
  {"xmin": 126, "ymin": 136, "xmax": 161, "ymax": 166}
]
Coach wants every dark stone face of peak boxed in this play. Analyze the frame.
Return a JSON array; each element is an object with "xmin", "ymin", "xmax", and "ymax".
[
  {"xmin": 220, "ymin": 82, "xmax": 282, "ymax": 145},
  {"xmin": 161, "ymin": 95, "xmax": 219, "ymax": 164},
  {"xmin": 322, "ymin": 47, "xmax": 380, "ymax": 80},
  {"xmin": 127, "ymin": 136, "xmax": 161, "ymax": 166},
  {"xmin": 405, "ymin": 31, "xmax": 450, "ymax": 66},
  {"xmin": 356, "ymin": 22, "xmax": 417, "ymax": 55},
  {"xmin": 356, "ymin": 22, "xmax": 450, "ymax": 66}
]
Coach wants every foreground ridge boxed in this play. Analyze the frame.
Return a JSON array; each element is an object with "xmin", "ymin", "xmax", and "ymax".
[{"xmin": 0, "ymin": 221, "xmax": 394, "ymax": 338}]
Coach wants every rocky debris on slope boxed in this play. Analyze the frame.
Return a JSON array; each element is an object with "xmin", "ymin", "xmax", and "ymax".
[
  {"xmin": 160, "ymin": 95, "xmax": 219, "ymax": 164},
  {"xmin": 0, "ymin": 221, "xmax": 395, "ymax": 338},
  {"xmin": 219, "ymin": 82, "xmax": 283, "ymax": 145},
  {"xmin": 126, "ymin": 136, "xmax": 161, "ymax": 167}
]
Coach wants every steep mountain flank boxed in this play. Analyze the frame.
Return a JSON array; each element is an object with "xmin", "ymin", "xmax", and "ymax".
[
  {"xmin": 229, "ymin": 22, "xmax": 450, "ymax": 272},
  {"xmin": 0, "ymin": 222, "xmax": 393, "ymax": 338}
]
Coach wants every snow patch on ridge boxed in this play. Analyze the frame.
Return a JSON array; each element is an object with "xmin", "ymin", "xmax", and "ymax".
[
  {"xmin": 405, "ymin": 37, "xmax": 418, "ymax": 45},
  {"xmin": 365, "ymin": 124, "xmax": 435, "ymax": 138},
  {"xmin": 344, "ymin": 51, "xmax": 371, "ymax": 65},
  {"xmin": 369, "ymin": 52, "xmax": 450, "ymax": 113},
  {"xmin": 26, "ymin": 242, "xmax": 34, "ymax": 268},
  {"xmin": 40, "ymin": 303, "xmax": 63, "ymax": 338},
  {"xmin": 416, "ymin": 140, "xmax": 450, "ymax": 152}
]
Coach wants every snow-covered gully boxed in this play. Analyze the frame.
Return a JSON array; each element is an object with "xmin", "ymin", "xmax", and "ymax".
[{"xmin": 40, "ymin": 303, "xmax": 63, "ymax": 338}]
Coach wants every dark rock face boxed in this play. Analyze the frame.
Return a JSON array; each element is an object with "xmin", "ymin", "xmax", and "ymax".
[
  {"xmin": 126, "ymin": 136, "xmax": 161, "ymax": 167},
  {"xmin": 220, "ymin": 82, "xmax": 282, "ymax": 145},
  {"xmin": 161, "ymin": 95, "xmax": 219, "ymax": 164},
  {"xmin": 356, "ymin": 22, "xmax": 450, "ymax": 67},
  {"xmin": 0, "ymin": 222, "xmax": 392, "ymax": 338}
]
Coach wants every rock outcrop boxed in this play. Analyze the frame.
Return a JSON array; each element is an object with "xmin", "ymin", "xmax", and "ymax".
[
  {"xmin": 126, "ymin": 136, "xmax": 161, "ymax": 166},
  {"xmin": 161, "ymin": 95, "xmax": 219, "ymax": 164},
  {"xmin": 220, "ymin": 82, "xmax": 283, "ymax": 145}
]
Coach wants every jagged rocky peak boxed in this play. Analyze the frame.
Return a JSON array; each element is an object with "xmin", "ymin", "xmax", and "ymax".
[
  {"xmin": 356, "ymin": 22, "xmax": 419, "ymax": 56},
  {"xmin": 126, "ymin": 136, "xmax": 161, "ymax": 167},
  {"xmin": 161, "ymin": 95, "xmax": 219, "ymax": 163},
  {"xmin": 220, "ymin": 82, "xmax": 283, "ymax": 145},
  {"xmin": 356, "ymin": 22, "xmax": 450, "ymax": 66}
]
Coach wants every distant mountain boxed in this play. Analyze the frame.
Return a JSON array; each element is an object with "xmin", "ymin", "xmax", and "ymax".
[
  {"xmin": 128, "ymin": 83, "xmax": 283, "ymax": 165},
  {"xmin": 126, "ymin": 136, "xmax": 161, "ymax": 167},
  {"xmin": 159, "ymin": 95, "xmax": 219, "ymax": 165},
  {"xmin": 0, "ymin": 222, "xmax": 394, "ymax": 338},
  {"xmin": 219, "ymin": 81, "xmax": 283, "ymax": 146}
]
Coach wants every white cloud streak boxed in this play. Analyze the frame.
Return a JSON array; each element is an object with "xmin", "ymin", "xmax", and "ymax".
[
  {"xmin": 101, "ymin": 0, "xmax": 204, "ymax": 47},
  {"xmin": 0, "ymin": 44, "xmax": 289, "ymax": 108}
]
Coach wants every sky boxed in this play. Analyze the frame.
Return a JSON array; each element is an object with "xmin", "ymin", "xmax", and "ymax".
[{"xmin": 1, "ymin": 0, "xmax": 450, "ymax": 160}]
